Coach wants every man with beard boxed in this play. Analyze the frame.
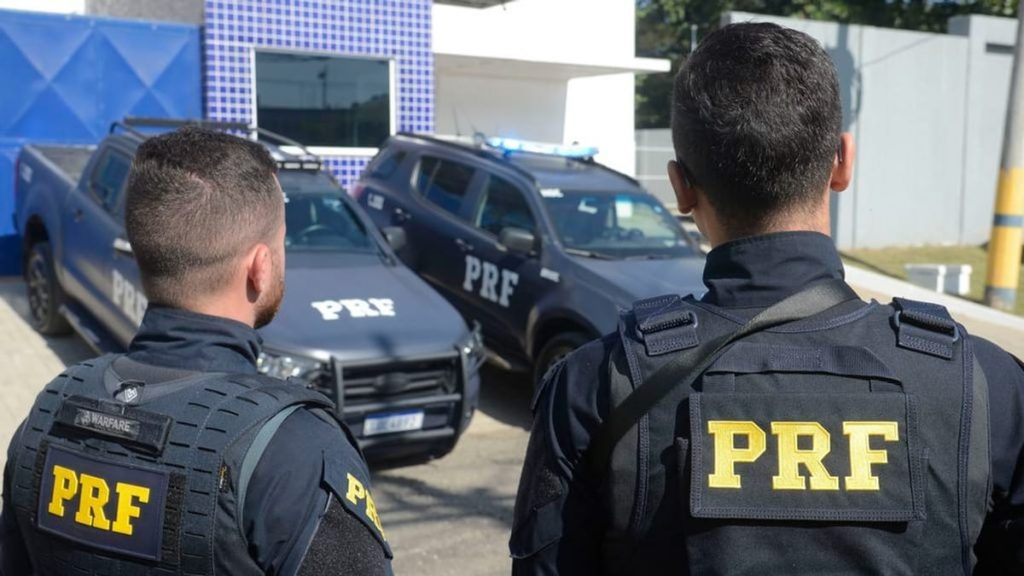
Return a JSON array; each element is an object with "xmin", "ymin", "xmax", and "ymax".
[{"xmin": 0, "ymin": 128, "xmax": 392, "ymax": 575}]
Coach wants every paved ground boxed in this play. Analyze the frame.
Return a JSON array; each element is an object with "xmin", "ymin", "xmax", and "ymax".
[{"xmin": 1, "ymin": 268, "xmax": 1022, "ymax": 575}]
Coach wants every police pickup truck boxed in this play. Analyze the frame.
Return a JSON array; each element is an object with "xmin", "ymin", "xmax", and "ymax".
[
  {"xmin": 354, "ymin": 135, "xmax": 706, "ymax": 382},
  {"xmin": 15, "ymin": 118, "xmax": 482, "ymax": 461}
]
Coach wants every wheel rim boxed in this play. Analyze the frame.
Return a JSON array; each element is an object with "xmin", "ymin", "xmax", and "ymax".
[{"xmin": 26, "ymin": 253, "xmax": 50, "ymax": 325}]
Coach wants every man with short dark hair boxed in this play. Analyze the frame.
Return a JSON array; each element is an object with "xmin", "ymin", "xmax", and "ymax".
[
  {"xmin": 1, "ymin": 128, "xmax": 393, "ymax": 575},
  {"xmin": 510, "ymin": 23, "xmax": 1024, "ymax": 574}
]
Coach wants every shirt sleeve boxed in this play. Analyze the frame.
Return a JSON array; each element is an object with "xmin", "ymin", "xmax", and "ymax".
[
  {"xmin": 244, "ymin": 408, "xmax": 392, "ymax": 576},
  {"xmin": 0, "ymin": 422, "xmax": 31, "ymax": 576},
  {"xmin": 972, "ymin": 336, "xmax": 1024, "ymax": 574},
  {"xmin": 510, "ymin": 338, "xmax": 614, "ymax": 575}
]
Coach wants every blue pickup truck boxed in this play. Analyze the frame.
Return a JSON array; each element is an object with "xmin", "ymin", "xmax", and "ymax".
[{"xmin": 14, "ymin": 118, "xmax": 483, "ymax": 462}]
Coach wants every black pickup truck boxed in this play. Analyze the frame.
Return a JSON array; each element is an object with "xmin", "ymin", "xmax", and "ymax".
[{"xmin": 14, "ymin": 118, "xmax": 483, "ymax": 461}]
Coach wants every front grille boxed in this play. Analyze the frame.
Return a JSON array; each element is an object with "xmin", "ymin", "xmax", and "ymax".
[{"xmin": 314, "ymin": 357, "xmax": 460, "ymax": 405}]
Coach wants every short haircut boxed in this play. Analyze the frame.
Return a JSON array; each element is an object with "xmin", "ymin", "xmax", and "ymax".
[
  {"xmin": 125, "ymin": 127, "xmax": 282, "ymax": 307},
  {"xmin": 672, "ymin": 22, "xmax": 842, "ymax": 235}
]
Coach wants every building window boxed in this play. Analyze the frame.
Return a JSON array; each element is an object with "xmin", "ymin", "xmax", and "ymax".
[{"xmin": 255, "ymin": 51, "xmax": 394, "ymax": 153}]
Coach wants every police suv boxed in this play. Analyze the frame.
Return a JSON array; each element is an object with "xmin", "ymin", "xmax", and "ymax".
[
  {"xmin": 15, "ymin": 118, "xmax": 483, "ymax": 461},
  {"xmin": 354, "ymin": 135, "xmax": 706, "ymax": 381}
]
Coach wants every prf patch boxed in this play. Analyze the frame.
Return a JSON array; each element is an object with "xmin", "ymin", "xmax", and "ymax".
[
  {"xmin": 322, "ymin": 450, "xmax": 392, "ymax": 557},
  {"xmin": 36, "ymin": 444, "xmax": 169, "ymax": 561},
  {"xmin": 689, "ymin": 392, "xmax": 926, "ymax": 523}
]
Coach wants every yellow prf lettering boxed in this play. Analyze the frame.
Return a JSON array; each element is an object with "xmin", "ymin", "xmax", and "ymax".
[
  {"xmin": 46, "ymin": 465, "xmax": 150, "ymax": 535},
  {"xmin": 47, "ymin": 465, "xmax": 78, "ymax": 517},
  {"xmin": 112, "ymin": 482, "xmax": 150, "ymax": 536},
  {"xmin": 708, "ymin": 421, "xmax": 766, "ymax": 489},
  {"xmin": 74, "ymin": 473, "xmax": 111, "ymax": 530},
  {"xmin": 772, "ymin": 422, "xmax": 840, "ymax": 491},
  {"xmin": 844, "ymin": 422, "xmax": 899, "ymax": 491},
  {"xmin": 346, "ymin": 472, "xmax": 366, "ymax": 505},
  {"xmin": 346, "ymin": 473, "xmax": 387, "ymax": 541}
]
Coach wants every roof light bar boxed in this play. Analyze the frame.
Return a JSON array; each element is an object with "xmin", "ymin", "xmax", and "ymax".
[
  {"xmin": 277, "ymin": 160, "xmax": 323, "ymax": 171},
  {"xmin": 486, "ymin": 137, "xmax": 598, "ymax": 159}
]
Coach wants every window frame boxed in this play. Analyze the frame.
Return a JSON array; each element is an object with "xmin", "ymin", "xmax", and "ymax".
[
  {"xmin": 471, "ymin": 174, "xmax": 539, "ymax": 240},
  {"xmin": 251, "ymin": 47, "xmax": 398, "ymax": 156},
  {"xmin": 87, "ymin": 149, "xmax": 131, "ymax": 218},
  {"xmin": 410, "ymin": 155, "xmax": 480, "ymax": 222}
]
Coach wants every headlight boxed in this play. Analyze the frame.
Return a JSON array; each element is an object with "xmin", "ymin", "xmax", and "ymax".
[
  {"xmin": 458, "ymin": 322, "xmax": 486, "ymax": 371},
  {"xmin": 257, "ymin": 350, "xmax": 326, "ymax": 381}
]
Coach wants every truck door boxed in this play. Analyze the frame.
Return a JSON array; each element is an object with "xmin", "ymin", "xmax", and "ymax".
[
  {"xmin": 459, "ymin": 174, "xmax": 545, "ymax": 358},
  {"xmin": 405, "ymin": 155, "xmax": 482, "ymax": 315},
  {"xmin": 61, "ymin": 149, "xmax": 145, "ymax": 346}
]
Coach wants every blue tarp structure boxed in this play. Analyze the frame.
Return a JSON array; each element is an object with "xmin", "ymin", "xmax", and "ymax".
[{"xmin": 0, "ymin": 9, "xmax": 201, "ymax": 275}]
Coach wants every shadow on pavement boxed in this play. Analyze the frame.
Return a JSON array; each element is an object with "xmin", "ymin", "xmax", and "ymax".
[
  {"xmin": 0, "ymin": 277, "xmax": 92, "ymax": 367},
  {"xmin": 372, "ymin": 473, "xmax": 516, "ymax": 529},
  {"xmin": 476, "ymin": 365, "xmax": 533, "ymax": 431}
]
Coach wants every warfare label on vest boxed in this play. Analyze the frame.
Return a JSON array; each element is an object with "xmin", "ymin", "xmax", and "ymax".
[
  {"xmin": 689, "ymin": 392, "xmax": 925, "ymax": 523},
  {"xmin": 36, "ymin": 444, "xmax": 170, "ymax": 561}
]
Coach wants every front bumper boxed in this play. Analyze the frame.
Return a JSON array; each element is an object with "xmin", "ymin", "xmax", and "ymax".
[{"xmin": 322, "ymin": 345, "xmax": 482, "ymax": 461}]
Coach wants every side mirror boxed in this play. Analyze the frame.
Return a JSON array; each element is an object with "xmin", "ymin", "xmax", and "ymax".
[
  {"xmin": 499, "ymin": 227, "xmax": 536, "ymax": 257},
  {"xmin": 381, "ymin": 226, "xmax": 407, "ymax": 252}
]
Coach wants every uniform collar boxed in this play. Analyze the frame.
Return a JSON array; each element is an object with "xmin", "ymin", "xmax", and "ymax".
[
  {"xmin": 701, "ymin": 231, "xmax": 845, "ymax": 308},
  {"xmin": 127, "ymin": 306, "xmax": 262, "ymax": 374}
]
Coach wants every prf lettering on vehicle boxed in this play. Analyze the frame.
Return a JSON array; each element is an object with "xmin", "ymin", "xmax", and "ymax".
[
  {"xmin": 463, "ymin": 255, "xmax": 519, "ymax": 308},
  {"xmin": 311, "ymin": 298, "xmax": 396, "ymax": 320},
  {"xmin": 37, "ymin": 445, "xmax": 170, "ymax": 561},
  {"xmin": 707, "ymin": 420, "xmax": 899, "ymax": 491},
  {"xmin": 112, "ymin": 270, "xmax": 147, "ymax": 327}
]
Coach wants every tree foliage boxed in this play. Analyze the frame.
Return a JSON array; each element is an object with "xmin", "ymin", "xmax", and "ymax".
[{"xmin": 636, "ymin": 0, "xmax": 1021, "ymax": 128}]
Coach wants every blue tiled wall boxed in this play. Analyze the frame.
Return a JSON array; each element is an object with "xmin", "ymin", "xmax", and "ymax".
[{"xmin": 204, "ymin": 0, "xmax": 435, "ymax": 189}]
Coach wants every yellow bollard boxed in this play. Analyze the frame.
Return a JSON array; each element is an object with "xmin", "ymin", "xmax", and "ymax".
[{"xmin": 986, "ymin": 3, "xmax": 1024, "ymax": 312}]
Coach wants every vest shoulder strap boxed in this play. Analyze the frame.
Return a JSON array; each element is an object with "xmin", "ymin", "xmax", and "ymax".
[
  {"xmin": 630, "ymin": 294, "xmax": 700, "ymax": 356},
  {"xmin": 892, "ymin": 297, "xmax": 959, "ymax": 359}
]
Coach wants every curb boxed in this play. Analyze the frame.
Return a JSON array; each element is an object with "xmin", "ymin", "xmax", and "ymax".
[{"xmin": 844, "ymin": 265, "xmax": 1024, "ymax": 331}]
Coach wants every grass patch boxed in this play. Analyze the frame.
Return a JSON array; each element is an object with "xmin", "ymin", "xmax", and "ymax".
[{"xmin": 842, "ymin": 245, "xmax": 1024, "ymax": 317}]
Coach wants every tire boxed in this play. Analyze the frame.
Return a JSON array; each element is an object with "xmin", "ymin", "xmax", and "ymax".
[
  {"xmin": 533, "ymin": 331, "xmax": 591, "ymax": 389},
  {"xmin": 24, "ymin": 242, "xmax": 71, "ymax": 336}
]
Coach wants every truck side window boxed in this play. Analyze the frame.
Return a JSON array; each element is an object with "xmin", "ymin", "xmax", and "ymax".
[
  {"xmin": 475, "ymin": 175, "xmax": 535, "ymax": 237},
  {"xmin": 367, "ymin": 150, "xmax": 406, "ymax": 179},
  {"xmin": 89, "ymin": 152, "xmax": 131, "ymax": 216},
  {"xmin": 414, "ymin": 156, "xmax": 474, "ymax": 219}
]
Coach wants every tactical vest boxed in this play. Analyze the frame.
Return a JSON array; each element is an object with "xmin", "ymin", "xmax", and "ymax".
[
  {"xmin": 8, "ymin": 354, "xmax": 334, "ymax": 576},
  {"xmin": 599, "ymin": 294, "xmax": 991, "ymax": 575}
]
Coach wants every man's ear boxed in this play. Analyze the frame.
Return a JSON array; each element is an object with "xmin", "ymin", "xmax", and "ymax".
[
  {"xmin": 668, "ymin": 159, "xmax": 698, "ymax": 214},
  {"xmin": 245, "ymin": 243, "xmax": 272, "ymax": 303},
  {"xmin": 830, "ymin": 132, "xmax": 856, "ymax": 192}
]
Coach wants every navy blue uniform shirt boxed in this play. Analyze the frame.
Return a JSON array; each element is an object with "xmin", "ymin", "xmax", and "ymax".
[
  {"xmin": 511, "ymin": 231, "xmax": 1024, "ymax": 574},
  {"xmin": 1, "ymin": 306, "xmax": 393, "ymax": 576}
]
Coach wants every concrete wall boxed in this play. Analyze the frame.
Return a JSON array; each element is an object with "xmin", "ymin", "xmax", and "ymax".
[
  {"xmin": 435, "ymin": 74, "xmax": 569, "ymax": 143},
  {"xmin": 433, "ymin": 0, "xmax": 644, "ymax": 174},
  {"xmin": 86, "ymin": 0, "xmax": 203, "ymax": 24},
  {"xmin": 639, "ymin": 12, "xmax": 1017, "ymax": 249}
]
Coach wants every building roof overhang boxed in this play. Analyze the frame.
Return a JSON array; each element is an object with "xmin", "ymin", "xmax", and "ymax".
[{"xmin": 435, "ymin": 52, "xmax": 670, "ymax": 81}]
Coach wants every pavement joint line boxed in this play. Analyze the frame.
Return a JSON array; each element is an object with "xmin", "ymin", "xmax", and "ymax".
[{"xmin": 844, "ymin": 264, "xmax": 1024, "ymax": 331}]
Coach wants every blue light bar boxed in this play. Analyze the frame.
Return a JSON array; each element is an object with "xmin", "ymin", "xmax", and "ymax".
[{"xmin": 486, "ymin": 137, "xmax": 599, "ymax": 158}]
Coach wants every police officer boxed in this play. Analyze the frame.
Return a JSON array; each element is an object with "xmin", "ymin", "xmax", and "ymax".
[
  {"xmin": 0, "ymin": 128, "xmax": 392, "ymax": 575},
  {"xmin": 511, "ymin": 23, "xmax": 1024, "ymax": 575}
]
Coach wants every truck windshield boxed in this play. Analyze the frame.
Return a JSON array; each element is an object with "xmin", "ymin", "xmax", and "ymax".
[
  {"xmin": 541, "ymin": 190, "xmax": 696, "ymax": 259},
  {"xmin": 279, "ymin": 171, "xmax": 375, "ymax": 253}
]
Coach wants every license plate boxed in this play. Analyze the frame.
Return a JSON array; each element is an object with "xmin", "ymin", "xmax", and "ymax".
[{"xmin": 363, "ymin": 410, "xmax": 425, "ymax": 437}]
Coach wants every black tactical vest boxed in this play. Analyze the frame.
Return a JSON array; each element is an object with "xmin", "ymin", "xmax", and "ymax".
[
  {"xmin": 8, "ymin": 354, "xmax": 334, "ymax": 575},
  {"xmin": 600, "ymin": 295, "xmax": 991, "ymax": 575}
]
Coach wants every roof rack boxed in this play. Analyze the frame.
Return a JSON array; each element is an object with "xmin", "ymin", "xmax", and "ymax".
[{"xmin": 110, "ymin": 117, "xmax": 323, "ymax": 171}]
